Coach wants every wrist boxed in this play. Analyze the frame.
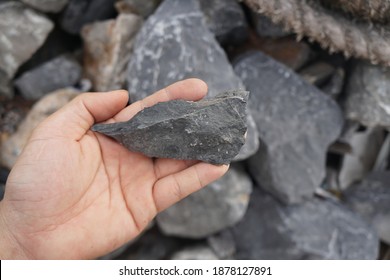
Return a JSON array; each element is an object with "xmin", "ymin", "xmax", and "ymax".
[{"xmin": 0, "ymin": 202, "xmax": 30, "ymax": 259}]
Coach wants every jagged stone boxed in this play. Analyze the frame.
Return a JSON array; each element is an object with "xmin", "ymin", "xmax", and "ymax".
[
  {"xmin": 0, "ymin": 2, "xmax": 54, "ymax": 98},
  {"xmin": 234, "ymin": 51, "xmax": 344, "ymax": 204},
  {"xmin": 93, "ymin": 91, "xmax": 247, "ymax": 164},
  {"xmin": 60, "ymin": 0, "xmax": 116, "ymax": 34},
  {"xmin": 343, "ymin": 172, "xmax": 390, "ymax": 244},
  {"xmin": 15, "ymin": 54, "xmax": 82, "ymax": 100},
  {"xmin": 232, "ymin": 188, "xmax": 379, "ymax": 259},
  {"xmin": 126, "ymin": 0, "xmax": 259, "ymax": 160},
  {"xmin": 156, "ymin": 164, "xmax": 252, "ymax": 238},
  {"xmin": 344, "ymin": 61, "xmax": 390, "ymax": 127},
  {"xmin": 82, "ymin": 14, "xmax": 142, "ymax": 92},
  {"xmin": 199, "ymin": 0, "xmax": 248, "ymax": 45},
  {"xmin": 20, "ymin": 0, "xmax": 69, "ymax": 13}
]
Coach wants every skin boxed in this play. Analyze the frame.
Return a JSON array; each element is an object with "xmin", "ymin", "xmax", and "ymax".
[{"xmin": 0, "ymin": 79, "xmax": 229, "ymax": 259}]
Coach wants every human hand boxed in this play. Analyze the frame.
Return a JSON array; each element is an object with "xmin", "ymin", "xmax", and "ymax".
[{"xmin": 0, "ymin": 79, "xmax": 229, "ymax": 259}]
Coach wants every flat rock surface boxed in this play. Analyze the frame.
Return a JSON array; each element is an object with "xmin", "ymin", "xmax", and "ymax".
[
  {"xmin": 231, "ymin": 188, "xmax": 379, "ymax": 259},
  {"xmin": 20, "ymin": 0, "xmax": 69, "ymax": 13},
  {"xmin": 234, "ymin": 51, "xmax": 343, "ymax": 204},
  {"xmin": 93, "ymin": 91, "xmax": 248, "ymax": 165},
  {"xmin": 156, "ymin": 164, "xmax": 252, "ymax": 238},
  {"xmin": 344, "ymin": 61, "xmax": 390, "ymax": 127},
  {"xmin": 343, "ymin": 172, "xmax": 390, "ymax": 244},
  {"xmin": 0, "ymin": 2, "xmax": 53, "ymax": 98},
  {"xmin": 82, "ymin": 14, "xmax": 142, "ymax": 92},
  {"xmin": 126, "ymin": 0, "xmax": 259, "ymax": 160},
  {"xmin": 15, "ymin": 54, "xmax": 82, "ymax": 100}
]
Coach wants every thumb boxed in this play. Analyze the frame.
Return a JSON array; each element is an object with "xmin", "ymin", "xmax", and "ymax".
[{"xmin": 36, "ymin": 90, "xmax": 129, "ymax": 140}]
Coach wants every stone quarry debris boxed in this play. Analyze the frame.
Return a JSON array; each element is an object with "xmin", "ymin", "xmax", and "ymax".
[
  {"xmin": 156, "ymin": 164, "xmax": 252, "ymax": 238},
  {"xmin": 0, "ymin": 2, "xmax": 54, "ymax": 98},
  {"xmin": 232, "ymin": 188, "xmax": 379, "ymax": 259},
  {"xmin": 199, "ymin": 0, "xmax": 248, "ymax": 46},
  {"xmin": 20, "ymin": 0, "xmax": 69, "ymax": 13},
  {"xmin": 234, "ymin": 51, "xmax": 344, "ymax": 204},
  {"xmin": 93, "ymin": 91, "xmax": 248, "ymax": 165},
  {"xmin": 82, "ymin": 14, "xmax": 142, "ymax": 92},
  {"xmin": 343, "ymin": 172, "xmax": 390, "ymax": 244},
  {"xmin": 126, "ymin": 0, "xmax": 259, "ymax": 160},
  {"xmin": 15, "ymin": 54, "xmax": 82, "ymax": 100},
  {"xmin": 344, "ymin": 61, "xmax": 390, "ymax": 127}
]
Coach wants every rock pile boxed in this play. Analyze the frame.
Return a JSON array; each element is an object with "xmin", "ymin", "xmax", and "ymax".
[{"xmin": 0, "ymin": 0, "xmax": 388, "ymax": 260}]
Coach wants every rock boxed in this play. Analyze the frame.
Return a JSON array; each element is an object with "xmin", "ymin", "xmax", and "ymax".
[
  {"xmin": 299, "ymin": 62, "xmax": 335, "ymax": 86},
  {"xmin": 344, "ymin": 61, "xmax": 390, "ymax": 127},
  {"xmin": 0, "ymin": 98, "xmax": 29, "ymax": 136},
  {"xmin": 0, "ymin": 2, "xmax": 54, "ymax": 98},
  {"xmin": 207, "ymin": 230, "xmax": 236, "ymax": 259},
  {"xmin": 343, "ymin": 172, "xmax": 390, "ymax": 244},
  {"xmin": 0, "ymin": 88, "xmax": 79, "ymax": 169},
  {"xmin": 199, "ymin": 0, "xmax": 248, "ymax": 46},
  {"xmin": 15, "ymin": 54, "xmax": 82, "ymax": 100},
  {"xmin": 171, "ymin": 245, "xmax": 218, "ymax": 260},
  {"xmin": 251, "ymin": 13, "xmax": 290, "ymax": 38},
  {"xmin": 60, "ymin": 0, "xmax": 116, "ymax": 34},
  {"xmin": 82, "ymin": 14, "xmax": 142, "ymax": 92},
  {"xmin": 232, "ymin": 188, "xmax": 379, "ymax": 259},
  {"xmin": 234, "ymin": 51, "xmax": 344, "ymax": 204},
  {"xmin": 20, "ymin": 0, "xmax": 69, "ymax": 13},
  {"xmin": 126, "ymin": 0, "xmax": 259, "ymax": 160},
  {"xmin": 115, "ymin": 0, "xmax": 162, "ymax": 17},
  {"xmin": 156, "ymin": 164, "xmax": 253, "ymax": 238},
  {"xmin": 322, "ymin": 67, "xmax": 345, "ymax": 99},
  {"xmin": 93, "ymin": 91, "xmax": 248, "ymax": 165}
]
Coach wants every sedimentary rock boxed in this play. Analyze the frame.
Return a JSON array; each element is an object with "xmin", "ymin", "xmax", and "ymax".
[
  {"xmin": 199, "ymin": 0, "xmax": 248, "ymax": 45},
  {"xmin": 343, "ymin": 172, "xmax": 390, "ymax": 244},
  {"xmin": 0, "ymin": 2, "xmax": 54, "ymax": 98},
  {"xmin": 126, "ymin": 0, "xmax": 259, "ymax": 160},
  {"xmin": 156, "ymin": 164, "xmax": 252, "ymax": 238},
  {"xmin": 20, "ymin": 0, "xmax": 69, "ymax": 13},
  {"xmin": 344, "ymin": 61, "xmax": 390, "ymax": 127},
  {"xmin": 234, "ymin": 51, "xmax": 343, "ymax": 204},
  {"xmin": 15, "ymin": 54, "xmax": 82, "ymax": 100},
  {"xmin": 232, "ymin": 188, "xmax": 379, "ymax": 259},
  {"xmin": 82, "ymin": 14, "xmax": 142, "ymax": 92},
  {"xmin": 93, "ymin": 91, "xmax": 247, "ymax": 164}
]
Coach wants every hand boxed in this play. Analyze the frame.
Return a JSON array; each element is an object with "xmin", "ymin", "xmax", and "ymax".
[{"xmin": 0, "ymin": 79, "xmax": 229, "ymax": 259}]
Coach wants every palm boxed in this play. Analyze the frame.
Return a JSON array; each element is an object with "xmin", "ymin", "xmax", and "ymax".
[{"xmin": 1, "ymin": 79, "xmax": 228, "ymax": 259}]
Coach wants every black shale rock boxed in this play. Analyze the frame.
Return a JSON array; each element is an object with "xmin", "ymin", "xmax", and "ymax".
[{"xmin": 92, "ymin": 91, "xmax": 248, "ymax": 164}]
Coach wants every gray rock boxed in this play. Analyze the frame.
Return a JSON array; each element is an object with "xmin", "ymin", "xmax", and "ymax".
[
  {"xmin": 0, "ymin": 2, "xmax": 54, "ymax": 98},
  {"xmin": 93, "ymin": 91, "xmax": 247, "ymax": 164},
  {"xmin": 232, "ymin": 188, "xmax": 379, "ymax": 259},
  {"xmin": 344, "ymin": 61, "xmax": 390, "ymax": 127},
  {"xmin": 234, "ymin": 51, "xmax": 344, "ymax": 204},
  {"xmin": 207, "ymin": 230, "xmax": 236, "ymax": 259},
  {"xmin": 171, "ymin": 245, "xmax": 218, "ymax": 260},
  {"xmin": 252, "ymin": 13, "xmax": 290, "ymax": 38},
  {"xmin": 299, "ymin": 62, "xmax": 335, "ymax": 86},
  {"xmin": 343, "ymin": 172, "xmax": 390, "ymax": 244},
  {"xmin": 322, "ymin": 67, "xmax": 345, "ymax": 99},
  {"xmin": 115, "ymin": 0, "xmax": 162, "ymax": 18},
  {"xmin": 60, "ymin": 0, "xmax": 116, "ymax": 34},
  {"xmin": 156, "ymin": 164, "xmax": 253, "ymax": 238},
  {"xmin": 126, "ymin": 0, "xmax": 259, "ymax": 160},
  {"xmin": 20, "ymin": 0, "xmax": 69, "ymax": 13},
  {"xmin": 199, "ymin": 0, "xmax": 248, "ymax": 45},
  {"xmin": 82, "ymin": 14, "xmax": 142, "ymax": 92},
  {"xmin": 15, "ymin": 54, "xmax": 82, "ymax": 100}
]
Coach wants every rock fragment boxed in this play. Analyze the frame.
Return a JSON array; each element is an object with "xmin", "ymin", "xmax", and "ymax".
[
  {"xmin": 126, "ymin": 0, "xmax": 259, "ymax": 160},
  {"xmin": 251, "ymin": 13, "xmax": 290, "ymax": 38},
  {"xmin": 232, "ymin": 188, "xmax": 379, "ymax": 259},
  {"xmin": 93, "ymin": 91, "xmax": 248, "ymax": 164},
  {"xmin": 343, "ymin": 172, "xmax": 390, "ymax": 244},
  {"xmin": 115, "ymin": 0, "xmax": 161, "ymax": 17},
  {"xmin": 15, "ymin": 54, "xmax": 82, "ymax": 100},
  {"xmin": 0, "ymin": 2, "xmax": 54, "ymax": 98},
  {"xmin": 82, "ymin": 14, "xmax": 142, "ymax": 92},
  {"xmin": 234, "ymin": 51, "xmax": 344, "ymax": 204},
  {"xmin": 156, "ymin": 164, "xmax": 252, "ymax": 238},
  {"xmin": 20, "ymin": 0, "xmax": 69, "ymax": 13},
  {"xmin": 344, "ymin": 61, "xmax": 390, "ymax": 127}
]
